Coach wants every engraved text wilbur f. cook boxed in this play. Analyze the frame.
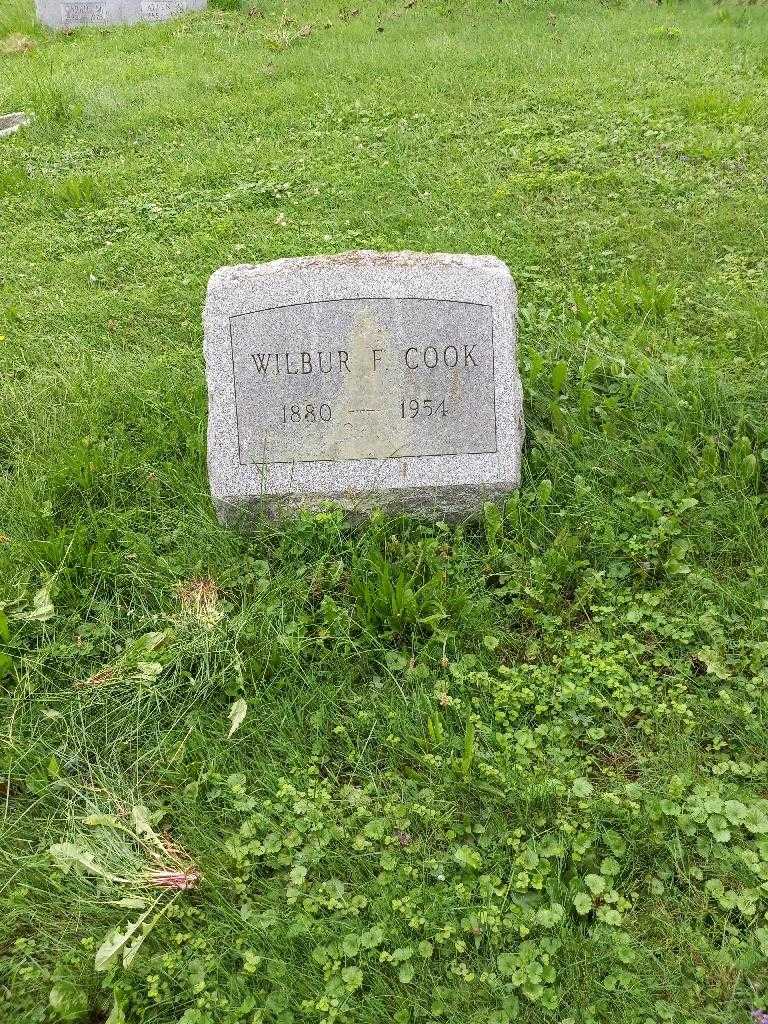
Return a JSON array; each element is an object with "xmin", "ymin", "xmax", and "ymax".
[{"xmin": 248, "ymin": 344, "xmax": 480, "ymax": 379}]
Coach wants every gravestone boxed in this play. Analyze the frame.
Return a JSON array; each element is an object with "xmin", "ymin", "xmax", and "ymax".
[
  {"xmin": 35, "ymin": 0, "xmax": 205, "ymax": 30},
  {"xmin": 203, "ymin": 252, "xmax": 524, "ymax": 519},
  {"xmin": 0, "ymin": 112, "xmax": 31, "ymax": 139}
]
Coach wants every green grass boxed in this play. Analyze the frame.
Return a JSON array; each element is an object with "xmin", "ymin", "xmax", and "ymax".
[{"xmin": 2, "ymin": 0, "xmax": 768, "ymax": 1020}]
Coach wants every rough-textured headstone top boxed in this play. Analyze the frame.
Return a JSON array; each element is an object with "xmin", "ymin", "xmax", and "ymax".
[
  {"xmin": 35, "ymin": 0, "xmax": 205, "ymax": 30},
  {"xmin": 204, "ymin": 251, "xmax": 524, "ymax": 519}
]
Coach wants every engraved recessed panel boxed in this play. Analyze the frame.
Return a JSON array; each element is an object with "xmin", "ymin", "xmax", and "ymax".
[
  {"xmin": 228, "ymin": 297, "xmax": 497, "ymax": 465},
  {"xmin": 140, "ymin": 0, "xmax": 184, "ymax": 18},
  {"xmin": 61, "ymin": 1, "xmax": 107, "ymax": 24}
]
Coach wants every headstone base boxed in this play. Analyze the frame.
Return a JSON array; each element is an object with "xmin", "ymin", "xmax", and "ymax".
[{"xmin": 212, "ymin": 483, "xmax": 521, "ymax": 523}]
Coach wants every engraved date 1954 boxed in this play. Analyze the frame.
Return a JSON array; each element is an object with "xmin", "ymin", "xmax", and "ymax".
[{"xmin": 400, "ymin": 397, "xmax": 448, "ymax": 419}]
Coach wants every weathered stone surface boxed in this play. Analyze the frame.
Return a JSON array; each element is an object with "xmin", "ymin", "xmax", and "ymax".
[
  {"xmin": 203, "ymin": 252, "xmax": 524, "ymax": 519},
  {"xmin": 35, "ymin": 0, "xmax": 205, "ymax": 30},
  {"xmin": 0, "ymin": 112, "xmax": 31, "ymax": 139}
]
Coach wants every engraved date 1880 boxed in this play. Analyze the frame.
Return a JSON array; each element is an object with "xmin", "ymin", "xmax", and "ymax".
[{"xmin": 282, "ymin": 403, "xmax": 332, "ymax": 423}]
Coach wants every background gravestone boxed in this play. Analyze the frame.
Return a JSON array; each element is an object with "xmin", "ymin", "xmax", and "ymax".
[
  {"xmin": 35, "ymin": 0, "xmax": 205, "ymax": 30},
  {"xmin": 204, "ymin": 251, "xmax": 524, "ymax": 519},
  {"xmin": 0, "ymin": 112, "xmax": 31, "ymax": 139}
]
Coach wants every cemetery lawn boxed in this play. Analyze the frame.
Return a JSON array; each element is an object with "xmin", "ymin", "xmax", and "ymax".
[{"xmin": 2, "ymin": 0, "xmax": 768, "ymax": 1020}]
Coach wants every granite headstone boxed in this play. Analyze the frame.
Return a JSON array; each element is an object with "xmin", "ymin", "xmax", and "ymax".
[
  {"xmin": 203, "ymin": 251, "xmax": 524, "ymax": 519},
  {"xmin": 0, "ymin": 112, "xmax": 31, "ymax": 139}
]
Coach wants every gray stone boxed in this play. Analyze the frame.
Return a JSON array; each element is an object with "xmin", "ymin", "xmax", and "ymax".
[
  {"xmin": 35, "ymin": 0, "xmax": 205, "ymax": 30},
  {"xmin": 203, "ymin": 251, "xmax": 524, "ymax": 519},
  {"xmin": 0, "ymin": 112, "xmax": 31, "ymax": 139}
]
